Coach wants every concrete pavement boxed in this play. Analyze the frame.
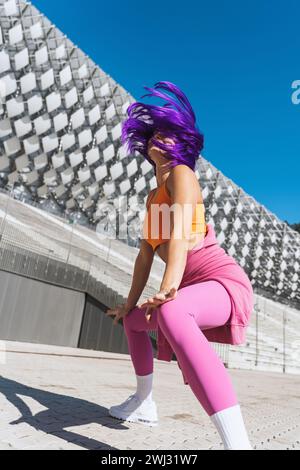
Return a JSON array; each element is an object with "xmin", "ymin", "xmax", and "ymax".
[{"xmin": 0, "ymin": 341, "xmax": 299, "ymax": 450}]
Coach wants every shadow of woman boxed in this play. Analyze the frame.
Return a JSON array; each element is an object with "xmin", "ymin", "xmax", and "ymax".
[{"xmin": 0, "ymin": 375, "xmax": 130, "ymax": 450}]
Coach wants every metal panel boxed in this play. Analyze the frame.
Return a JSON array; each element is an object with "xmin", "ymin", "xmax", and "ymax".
[
  {"xmin": 78, "ymin": 294, "xmax": 129, "ymax": 354},
  {"xmin": 0, "ymin": 269, "xmax": 84, "ymax": 347},
  {"xmin": 79, "ymin": 294, "xmax": 159, "ymax": 357}
]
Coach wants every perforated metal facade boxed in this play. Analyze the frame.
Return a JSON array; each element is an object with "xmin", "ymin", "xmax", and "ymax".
[{"xmin": 0, "ymin": 0, "xmax": 299, "ymax": 309}]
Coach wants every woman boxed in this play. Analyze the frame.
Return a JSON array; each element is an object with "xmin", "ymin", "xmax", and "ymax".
[{"xmin": 106, "ymin": 81, "xmax": 254, "ymax": 450}]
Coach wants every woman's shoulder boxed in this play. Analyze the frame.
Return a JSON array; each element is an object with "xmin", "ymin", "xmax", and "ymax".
[
  {"xmin": 168, "ymin": 163, "xmax": 197, "ymax": 184},
  {"xmin": 167, "ymin": 164, "xmax": 201, "ymax": 199}
]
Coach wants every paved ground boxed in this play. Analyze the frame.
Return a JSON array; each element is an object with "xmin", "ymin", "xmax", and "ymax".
[{"xmin": 0, "ymin": 341, "xmax": 299, "ymax": 450}]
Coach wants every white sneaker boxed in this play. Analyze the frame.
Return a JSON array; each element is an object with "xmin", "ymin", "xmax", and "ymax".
[{"xmin": 109, "ymin": 393, "xmax": 159, "ymax": 427}]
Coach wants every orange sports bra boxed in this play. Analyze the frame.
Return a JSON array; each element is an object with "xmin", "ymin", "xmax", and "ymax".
[{"xmin": 143, "ymin": 179, "xmax": 207, "ymax": 252}]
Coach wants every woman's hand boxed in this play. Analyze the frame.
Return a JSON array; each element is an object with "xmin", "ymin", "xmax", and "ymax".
[
  {"xmin": 137, "ymin": 287, "xmax": 178, "ymax": 323},
  {"xmin": 143, "ymin": 304, "xmax": 157, "ymax": 323},
  {"xmin": 106, "ymin": 303, "xmax": 131, "ymax": 326}
]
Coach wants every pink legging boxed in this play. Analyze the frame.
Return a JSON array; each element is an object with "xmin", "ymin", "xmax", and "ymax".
[{"xmin": 123, "ymin": 280, "xmax": 239, "ymax": 416}]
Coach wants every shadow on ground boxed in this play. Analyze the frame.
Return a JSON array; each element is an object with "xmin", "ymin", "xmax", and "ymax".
[{"xmin": 0, "ymin": 375, "xmax": 130, "ymax": 450}]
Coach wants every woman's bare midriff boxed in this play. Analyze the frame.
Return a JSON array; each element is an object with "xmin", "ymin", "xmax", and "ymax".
[{"xmin": 155, "ymin": 231, "xmax": 206, "ymax": 263}]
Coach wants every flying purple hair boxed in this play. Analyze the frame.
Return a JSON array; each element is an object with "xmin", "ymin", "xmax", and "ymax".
[{"xmin": 121, "ymin": 81, "xmax": 204, "ymax": 172}]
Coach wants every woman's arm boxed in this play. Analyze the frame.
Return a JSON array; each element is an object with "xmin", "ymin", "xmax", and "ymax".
[
  {"xmin": 125, "ymin": 188, "xmax": 156, "ymax": 310},
  {"xmin": 160, "ymin": 164, "xmax": 200, "ymax": 292},
  {"xmin": 125, "ymin": 239, "xmax": 154, "ymax": 311}
]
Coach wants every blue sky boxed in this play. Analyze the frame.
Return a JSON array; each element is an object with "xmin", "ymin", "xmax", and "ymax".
[{"xmin": 33, "ymin": 0, "xmax": 300, "ymax": 224}]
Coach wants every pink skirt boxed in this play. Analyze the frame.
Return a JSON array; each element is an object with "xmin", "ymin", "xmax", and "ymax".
[{"xmin": 156, "ymin": 223, "xmax": 254, "ymax": 363}]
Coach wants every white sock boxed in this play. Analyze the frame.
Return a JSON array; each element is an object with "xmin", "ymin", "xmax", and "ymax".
[
  {"xmin": 135, "ymin": 372, "xmax": 153, "ymax": 402},
  {"xmin": 210, "ymin": 404, "xmax": 253, "ymax": 450}
]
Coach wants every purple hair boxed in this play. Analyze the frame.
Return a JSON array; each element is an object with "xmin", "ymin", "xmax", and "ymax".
[{"xmin": 121, "ymin": 81, "xmax": 204, "ymax": 172}]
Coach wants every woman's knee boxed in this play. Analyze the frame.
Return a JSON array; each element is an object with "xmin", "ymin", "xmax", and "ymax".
[
  {"xmin": 123, "ymin": 306, "xmax": 140, "ymax": 329},
  {"xmin": 157, "ymin": 297, "xmax": 184, "ymax": 329},
  {"xmin": 157, "ymin": 301, "xmax": 189, "ymax": 346}
]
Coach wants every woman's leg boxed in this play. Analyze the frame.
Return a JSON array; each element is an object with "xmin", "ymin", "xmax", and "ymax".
[
  {"xmin": 157, "ymin": 280, "xmax": 238, "ymax": 416},
  {"xmin": 123, "ymin": 305, "xmax": 158, "ymax": 376},
  {"xmin": 122, "ymin": 284, "xmax": 252, "ymax": 446},
  {"xmin": 122, "ymin": 306, "xmax": 159, "ymax": 405}
]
